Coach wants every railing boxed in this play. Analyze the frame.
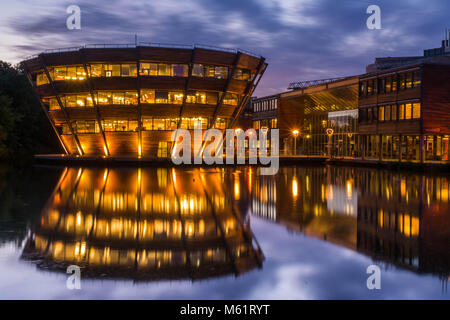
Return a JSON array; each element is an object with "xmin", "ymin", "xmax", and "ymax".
[
  {"xmin": 23, "ymin": 42, "xmax": 262, "ymax": 61},
  {"xmin": 287, "ymin": 76, "xmax": 350, "ymax": 90}
]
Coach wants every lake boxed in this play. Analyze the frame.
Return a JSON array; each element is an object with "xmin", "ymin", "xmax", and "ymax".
[{"xmin": 0, "ymin": 165, "xmax": 449, "ymax": 299}]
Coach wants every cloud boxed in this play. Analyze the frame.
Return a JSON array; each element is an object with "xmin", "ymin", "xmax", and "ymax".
[{"xmin": 2, "ymin": 0, "xmax": 449, "ymax": 95}]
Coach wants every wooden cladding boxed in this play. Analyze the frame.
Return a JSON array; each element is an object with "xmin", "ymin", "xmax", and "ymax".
[
  {"xmin": 23, "ymin": 47, "xmax": 263, "ymax": 73},
  {"xmin": 23, "ymin": 46, "xmax": 266, "ymax": 156},
  {"xmin": 422, "ymin": 64, "xmax": 450, "ymax": 135}
]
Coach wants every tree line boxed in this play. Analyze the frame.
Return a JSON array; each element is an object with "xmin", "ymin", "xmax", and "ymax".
[{"xmin": 0, "ymin": 61, "xmax": 61, "ymax": 163}]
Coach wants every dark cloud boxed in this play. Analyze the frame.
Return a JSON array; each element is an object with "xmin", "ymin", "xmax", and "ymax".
[{"xmin": 4, "ymin": 0, "xmax": 450, "ymax": 95}]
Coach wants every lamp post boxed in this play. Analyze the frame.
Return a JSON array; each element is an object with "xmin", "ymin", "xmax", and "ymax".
[
  {"xmin": 326, "ymin": 128, "xmax": 334, "ymax": 158},
  {"xmin": 292, "ymin": 130, "xmax": 299, "ymax": 155}
]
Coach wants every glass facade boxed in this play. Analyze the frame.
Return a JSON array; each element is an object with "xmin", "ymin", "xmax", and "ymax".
[{"xmin": 35, "ymin": 63, "xmax": 252, "ymax": 86}]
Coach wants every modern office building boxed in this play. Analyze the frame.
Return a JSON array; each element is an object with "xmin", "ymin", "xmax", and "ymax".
[
  {"xmin": 251, "ymin": 76, "xmax": 359, "ymax": 157},
  {"xmin": 251, "ymin": 38, "xmax": 450, "ymax": 163},
  {"xmin": 22, "ymin": 44, "xmax": 267, "ymax": 157}
]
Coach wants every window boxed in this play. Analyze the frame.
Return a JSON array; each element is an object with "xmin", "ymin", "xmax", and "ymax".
[
  {"xmin": 223, "ymin": 93, "xmax": 238, "ymax": 106},
  {"xmin": 214, "ymin": 66, "xmax": 227, "ymax": 79},
  {"xmin": 139, "ymin": 63, "xmax": 158, "ymax": 76},
  {"xmin": 90, "ymin": 64, "xmax": 102, "ymax": 77},
  {"xmin": 206, "ymin": 92, "xmax": 218, "ymax": 105},
  {"xmin": 48, "ymin": 98, "xmax": 59, "ymax": 110},
  {"xmin": 385, "ymin": 105, "xmax": 391, "ymax": 121},
  {"xmin": 155, "ymin": 91, "xmax": 169, "ymax": 104},
  {"xmin": 399, "ymin": 104, "xmax": 405, "ymax": 120},
  {"xmin": 406, "ymin": 73, "xmax": 413, "ymax": 89},
  {"xmin": 233, "ymin": 69, "xmax": 250, "ymax": 81},
  {"xmin": 142, "ymin": 118, "xmax": 152, "ymax": 130},
  {"xmin": 102, "ymin": 120, "xmax": 129, "ymax": 132},
  {"xmin": 368, "ymin": 108, "xmax": 373, "ymax": 122},
  {"xmin": 379, "ymin": 106, "xmax": 385, "ymax": 121},
  {"xmin": 172, "ymin": 64, "xmax": 188, "ymax": 77},
  {"xmin": 385, "ymin": 77, "xmax": 392, "ymax": 93},
  {"xmin": 121, "ymin": 64, "xmax": 137, "ymax": 77},
  {"xmin": 412, "ymin": 103, "xmax": 421, "ymax": 119},
  {"xmin": 214, "ymin": 118, "xmax": 228, "ymax": 129},
  {"xmin": 192, "ymin": 64, "xmax": 204, "ymax": 77},
  {"xmin": 36, "ymin": 73, "xmax": 49, "ymax": 86},
  {"xmin": 413, "ymin": 70, "xmax": 421, "ymax": 88},
  {"xmin": 141, "ymin": 89, "xmax": 155, "ymax": 103},
  {"xmin": 391, "ymin": 104, "xmax": 397, "ymax": 121},
  {"xmin": 378, "ymin": 78, "xmax": 385, "ymax": 94},
  {"xmin": 398, "ymin": 74, "xmax": 405, "ymax": 90},
  {"xmin": 168, "ymin": 92, "xmax": 184, "ymax": 104},
  {"xmin": 157, "ymin": 141, "xmax": 171, "ymax": 158},
  {"xmin": 405, "ymin": 103, "xmax": 412, "ymax": 119},
  {"xmin": 158, "ymin": 64, "xmax": 171, "ymax": 76},
  {"xmin": 359, "ymin": 82, "xmax": 365, "ymax": 96},
  {"xmin": 271, "ymin": 118, "xmax": 278, "ymax": 128},
  {"xmin": 54, "ymin": 67, "xmax": 66, "ymax": 81},
  {"xmin": 392, "ymin": 76, "xmax": 397, "ymax": 92},
  {"xmin": 111, "ymin": 64, "xmax": 121, "ymax": 77},
  {"xmin": 124, "ymin": 92, "xmax": 138, "ymax": 105},
  {"xmin": 76, "ymin": 121, "xmax": 98, "ymax": 133},
  {"xmin": 367, "ymin": 80, "xmax": 373, "ymax": 95}
]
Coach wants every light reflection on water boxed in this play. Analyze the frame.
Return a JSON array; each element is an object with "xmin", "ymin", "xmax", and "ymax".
[{"xmin": 0, "ymin": 165, "xmax": 449, "ymax": 299}]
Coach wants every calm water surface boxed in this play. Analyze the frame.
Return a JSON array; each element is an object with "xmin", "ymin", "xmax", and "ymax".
[{"xmin": 0, "ymin": 165, "xmax": 449, "ymax": 299}]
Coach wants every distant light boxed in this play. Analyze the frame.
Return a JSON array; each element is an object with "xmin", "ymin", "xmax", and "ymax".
[{"xmin": 292, "ymin": 130, "xmax": 299, "ymax": 136}]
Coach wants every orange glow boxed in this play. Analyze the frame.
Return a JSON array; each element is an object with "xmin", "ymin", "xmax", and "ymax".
[{"xmin": 292, "ymin": 178, "xmax": 298, "ymax": 197}]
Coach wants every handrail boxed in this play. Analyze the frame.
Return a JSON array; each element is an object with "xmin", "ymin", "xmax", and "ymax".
[
  {"xmin": 287, "ymin": 76, "xmax": 352, "ymax": 90},
  {"xmin": 23, "ymin": 42, "xmax": 262, "ymax": 61}
]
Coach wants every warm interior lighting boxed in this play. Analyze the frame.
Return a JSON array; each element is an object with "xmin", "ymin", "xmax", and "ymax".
[
  {"xmin": 103, "ymin": 145, "xmax": 108, "ymax": 156},
  {"xmin": 292, "ymin": 178, "xmax": 298, "ymax": 197}
]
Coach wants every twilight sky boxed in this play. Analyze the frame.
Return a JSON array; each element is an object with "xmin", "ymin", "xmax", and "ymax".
[{"xmin": 1, "ymin": 0, "xmax": 449, "ymax": 96}]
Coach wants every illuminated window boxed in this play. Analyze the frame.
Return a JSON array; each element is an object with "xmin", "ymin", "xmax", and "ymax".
[
  {"xmin": 155, "ymin": 91, "xmax": 169, "ymax": 104},
  {"xmin": 168, "ymin": 92, "xmax": 183, "ymax": 104},
  {"xmin": 223, "ymin": 93, "xmax": 238, "ymax": 106},
  {"xmin": 90, "ymin": 64, "xmax": 102, "ymax": 77},
  {"xmin": 142, "ymin": 118, "xmax": 153, "ymax": 130},
  {"xmin": 54, "ymin": 67, "xmax": 66, "ymax": 81},
  {"xmin": 205, "ymin": 66, "xmax": 215, "ymax": 78},
  {"xmin": 158, "ymin": 64, "xmax": 171, "ymax": 76},
  {"xmin": 214, "ymin": 66, "xmax": 228, "ymax": 79},
  {"xmin": 406, "ymin": 72, "xmax": 413, "ymax": 89},
  {"xmin": 36, "ymin": 72, "xmax": 49, "ymax": 86},
  {"xmin": 192, "ymin": 64, "xmax": 204, "ymax": 77},
  {"xmin": 97, "ymin": 92, "xmax": 113, "ymax": 105},
  {"xmin": 378, "ymin": 106, "xmax": 385, "ymax": 121},
  {"xmin": 141, "ymin": 89, "xmax": 155, "ymax": 103},
  {"xmin": 214, "ymin": 118, "xmax": 227, "ymax": 129},
  {"xmin": 124, "ymin": 92, "xmax": 138, "ymax": 105},
  {"xmin": 385, "ymin": 77, "xmax": 391, "ymax": 92},
  {"xmin": 111, "ymin": 64, "xmax": 121, "ymax": 77},
  {"xmin": 399, "ymin": 104, "xmax": 405, "ymax": 120},
  {"xmin": 233, "ymin": 69, "xmax": 251, "ymax": 81},
  {"xmin": 412, "ymin": 103, "xmax": 421, "ymax": 119},
  {"xmin": 206, "ymin": 92, "xmax": 218, "ymax": 105},
  {"xmin": 405, "ymin": 103, "xmax": 412, "ymax": 119}
]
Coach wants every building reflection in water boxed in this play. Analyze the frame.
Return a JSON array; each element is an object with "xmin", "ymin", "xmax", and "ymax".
[
  {"xmin": 249, "ymin": 166, "xmax": 450, "ymax": 281},
  {"xmin": 22, "ymin": 167, "xmax": 264, "ymax": 281}
]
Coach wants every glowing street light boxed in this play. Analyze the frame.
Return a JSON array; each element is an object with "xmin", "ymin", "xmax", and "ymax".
[{"xmin": 292, "ymin": 130, "xmax": 299, "ymax": 155}]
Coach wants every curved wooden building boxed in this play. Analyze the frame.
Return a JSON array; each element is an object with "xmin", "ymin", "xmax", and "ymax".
[{"xmin": 21, "ymin": 44, "xmax": 267, "ymax": 157}]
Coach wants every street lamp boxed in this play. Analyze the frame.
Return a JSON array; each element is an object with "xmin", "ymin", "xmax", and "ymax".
[{"xmin": 292, "ymin": 130, "xmax": 299, "ymax": 155}]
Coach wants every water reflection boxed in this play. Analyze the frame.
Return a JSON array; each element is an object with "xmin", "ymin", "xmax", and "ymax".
[
  {"xmin": 250, "ymin": 166, "xmax": 450, "ymax": 281},
  {"xmin": 22, "ymin": 167, "xmax": 264, "ymax": 281},
  {"xmin": 19, "ymin": 165, "xmax": 450, "ymax": 289}
]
